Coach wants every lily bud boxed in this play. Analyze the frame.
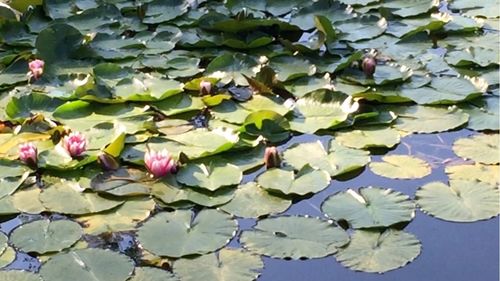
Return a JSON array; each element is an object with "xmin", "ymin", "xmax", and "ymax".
[
  {"xmin": 361, "ymin": 57, "xmax": 376, "ymax": 77},
  {"xmin": 264, "ymin": 146, "xmax": 281, "ymax": 169},
  {"xmin": 28, "ymin": 59, "xmax": 45, "ymax": 80},
  {"xmin": 19, "ymin": 142, "xmax": 37, "ymax": 167},
  {"xmin": 199, "ymin": 80, "xmax": 212, "ymax": 96},
  {"xmin": 63, "ymin": 131, "xmax": 87, "ymax": 157},
  {"xmin": 98, "ymin": 152, "xmax": 120, "ymax": 170},
  {"xmin": 144, "ymin": 148, "xmax": 177, "ymax": 178}
]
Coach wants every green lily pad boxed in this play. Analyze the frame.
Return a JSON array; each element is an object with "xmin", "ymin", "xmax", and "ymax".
[
  {"xmin": 453, "ymin": 134, "xmax": 499, "ymax": 164},
  {"xmin": 40, "ymin": 248, "xmax": 134, "ymax": 281},
  {"xmin": 393, "ymin": 105, "xmax": 469, "ymax": 133},
  {"xmin": 173, "ymin": 248, "xmax": 263, "ymax": 281},
  {"xmin": 321, "ymin": 187, "xmax": 415, "ymax": 229},
  {"xmin": 283, "ymin": 140, "xmax": 370, "ymax": 177},
  {"xmin": 335, "ymin": 126, "xmax": 401, "ymax": 149},
  {"xmin": 152, "ymin": 176, "xmax": 235, "ymax": 207},
  {"xmin": 90, "ymin": 168, "xmax": 151, "ymax": 196},
  {"xmin": 10, "ymin": 219, "xmax": 82, "ymax": 254},
  {"xmin": 257, "ymin": 166, "xmax": 331, "ymax": 196},
  {"xmin": 0, "ymin": 271, "xmax": 41, "ymax": 281},
  {"xmin": 205, "ymin": 53, "xmax": 259, "ymax": 86},
  {"xmin": 39, "ymin": 182, "xmax": 123, "ymax": 215},
  {"xmin": 461, "ymin": 96, "xmax": 499, "ymax": 131},
  {"xmin": 76, "ymin": 198, "xmax": 155, "ymax": 235},
  {"xmin": 0, "ymin": 232, "xmax": 7, "ymax": 255},
  {"xmin": 400, "ymin": 77, "xmax": 486, "ymax": 105},
  {"xmin": 370, "ymin": 155, "xmax": 431, "ymax": 179},
  {"xmin": 416, "ymin": 180, "xmax": 499, "ymax": 222},
  {"xmin": 11, "ymin": 187, "xmax": 46, "ymax": 214},
  {"xmin": 240, "ymin": 216, "xmax": 349, "ymax": 259},
  {"xmin": 289, "ymin": 91, "xmax": 351, "ymax": 133},
  {"xmin": 220, "ymin": 182, "xmax": 291, "ymax": 218},
  {"xmin": 137, "ymin": 209, "xmax": 237, "ymax": 258},
  {"xmin": 0, "ymin": 246, "xmax": 16, "ymax": 268},
  {"xmin": 335, "ymin": 229, "xmax": 421, "ymax": 273},
  {"xmin": 176, "ymin": 163, "xmax": 242, "ymax": 191},
  {"xmin": 128, "ymin": 267, "xmax": 178, "ymax": 281},
  {"xmin": 445, "ymin": 164, "xmax": 499, "ymax": 187}
]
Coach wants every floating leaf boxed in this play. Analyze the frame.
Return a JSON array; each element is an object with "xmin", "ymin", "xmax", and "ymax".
[
  {"xmin": 137, "ymin": 209, "xmax": 237, "ymax": 257},
  {"xmin": 416, "ymin": 180, "xmax": 499, "ymax": 222},
  {"xmin": 152, "ymin": 176, "xmax": 235, "ymax": 207},
  {"xmin": 461, "ymin": 96, "xmax": 499, "ymax": 131},
  {"xmin": 176, "ymin": 163, "xmax": 242, "ymax": 191},
  {"xmin": 40, "ymin": 249, "xmax": 134, "ymax": 281},
  {"xmin": 0, "ymin": 271, "xmax": 41, "ymax": 281},
  {"xmin": 393, "ymin": 106, "xmax": 469, "ymax": 133},
  {"xmin": 76, "ymin": 198, "xmax": 155, "ymax": 235},
  {"xmin": 0, "ymin": 246, "xmax": 16, "ymax": 268},
  {"xmin": 39, "ymin": 182, "xmax": 123, "ymax": 215},
  {"xmin": 445, "ymin": 164, "xmax": 500, "ymax": 188},
  {"xmin": 453, "ymin": 134, "xmax": 499, "ymax": 165},
  {"xmin": 370, "ymin": 155, "xmax": 431, "ymax": 179},
  {"xmin": 289, "ymin": 91, "xmax": 350, "ymax": 134},
  {"xmin": 335, "ymin": 229, "xmax": 421, "ymax": 273},
  {"xmin": 240, "ymin": 216, "xmax": 349, "ymax": 259},
  {"xmin": 128, "ymin": 267, "xmax": 178, "ymax": 281},
  {"xmin": 257, "ymin": 166, "xmax": 330, "ymax": 196},
  {"xmin": 335, "ymin": 126, "xmax": 401, "ymax": 149},
  {"xmin": 322, "ymin": 187, "xmax": 415, "ymax": 228},
  {"xmin": 91, "ymin": 168, "xmax": 151, "ymax": 196},
  {"xmin": 173, "ymin": 248, "xmax": 263, "ymax": 281},
  {"xmin": 11, "ymin": 187, "xmax": 46, "ymax": 214},
  {"xmin": 220, "ymin": 182, "xmax": 291, "ymax": 218},
  {"xmin": 10, "ymin": 220, "xmax": 82, "ymax": 254}
]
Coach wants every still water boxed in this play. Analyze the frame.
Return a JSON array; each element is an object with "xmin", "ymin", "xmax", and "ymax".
[{"xmin": 1, "ymin": 130, "xmax": 498, "ymax": 281}]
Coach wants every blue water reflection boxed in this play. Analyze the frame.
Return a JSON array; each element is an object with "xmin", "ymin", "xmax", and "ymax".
[{"xmin": 258, "ymin": 130, "xmax": 499, "ymax": 281}]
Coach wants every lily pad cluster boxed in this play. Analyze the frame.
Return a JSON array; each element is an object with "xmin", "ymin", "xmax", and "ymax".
[{"xmin": 0, "ymin": 0, "xmax": 499, "ymax": 279}]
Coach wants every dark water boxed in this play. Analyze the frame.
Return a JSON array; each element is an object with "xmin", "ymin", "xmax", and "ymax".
[
  {"xmin": 256, "ymin": 130, "xmax": 499, "ymax": 281},
  {"xmin": 1, "ymin": 130, "xmax": 498, "ymax": 281}
]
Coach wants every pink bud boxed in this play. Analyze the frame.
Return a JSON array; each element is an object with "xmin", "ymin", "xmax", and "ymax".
[
  {"xmin": 144, "ymin": 149, "xmax": 177, "ymax": 178},
  {"xmin": 28, "ymin": 59, "xmax": 45, "ymax": 80},
  {"xmin": 264, "ymin": 146, "xmax": 281, "ymax": 169},
  {"xmin": 63, "ymin": 132, "xmax": 87, "ymax": 157},
  {"xmin": 361, "ymin": 57, "xmax": 376, "ymax": 77},
  {"xmin": 19, "ymin": 142, "xmax": 37, "ymax": 167},
  {"xmin": 199, "ymin": 80, "xmax": 211, "ymax": 95}
]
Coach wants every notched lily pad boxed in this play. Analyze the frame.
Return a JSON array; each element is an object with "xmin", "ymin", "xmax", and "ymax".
[
  {"xmin": 10, "ymin": 219, "xmax": 82, "ymax": 254},
  {"xmin": 240, "ymin": 216, "xmax": 349, "ymax": 259},
  {"xmin": 257, "ymin": 166, "xmax": 331, "ymax": 196},
  {"xmin": 137, "ymin": 209, "xmax": 237, "ymax": 258},
  {"xmin": 370, "ymin": 155, "xmax": 431, "ymax": 179},
  {"xmin": 416, "ymin": 180, "xmax": 499, "ymax": 222},
  {"xmin": 452, "ymin": 134, "xmax": 499, "ymax": 165},
  {"xmin": 322, "ymin": 187, "xmax": 415, "ymax": 229}
]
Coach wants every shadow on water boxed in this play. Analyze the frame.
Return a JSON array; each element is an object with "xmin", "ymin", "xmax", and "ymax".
[{"xmin": 0, "ymin": 129, "xmax": 498, "ymax": 281}]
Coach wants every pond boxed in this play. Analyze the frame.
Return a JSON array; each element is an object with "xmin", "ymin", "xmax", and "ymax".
[{"xmin": 0, "ymin": 0, "xmax": 499, "ymax": 281}]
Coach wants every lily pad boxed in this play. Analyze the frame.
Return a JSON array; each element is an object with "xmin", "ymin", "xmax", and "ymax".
[
  {"xmin": 40, "ymin": 248, "xmax": 134, "ymax": 281},
  {"xmin": 39, "ymin": 182, "xmax": 123, "ymax": 215},
  {"xmin": 321, "ymin": 187, "xmax": 415, "ymax": 229},
  {"xmin": 240, "ymin": 216, "xmax": 349, "ymax": 259},
  {"xmin": 176, "ymin": 163, "xmax": 242, "ymax": 191},
  {"xmin": 370, "ymin": 155, "xmax": 431, "ymax": 179},
  {"xmin": 416, "ymin": 180, "xmax": 499, "ymax": 222},
  {"xmin": 335, "ymin": 229, "xmax": 421, "ymax": 273},
  {"xmin": 76, "ymin": 198, "xmax": 155, "ymax": 235},
  {"xmin": 393, "ymin": 106, "xmax": 469, "ymax": 133},
  {"xmin": 220, "ymin": 182, "xmax": 291, "ymax": 218},
  {"xmin": 137, "ymin": 209, "xmax": 237, "ymax": 257},
  {"xmin": 173, "ymin": 248, "xmax": 263, "ymax": 281},
  {"xmin": 335, "ymin": 126, "xmax": 401, "ymax": 149},
  {"xmin": 445, "ymin": 164, "xmax": 499, "ymax": 187},
  {"xmin": 0, "ymin": 271, "xmax": 41, "ymax": 281},
  {"xmin": 257, "ymin": 166, "xmax": 331, "ymax": 196},
  {"xmin": 10, "ymin": 219, "xmax": 82, "ymax": 254},
  {"xmin": 128, "ymin": 267, "xmax": 178, "ymax": 281},
  {"xmin": 0, "ymin": 246, "xmax": 16, "ymax": 268},
  {"xmin": 452, "ymin": 134, "xmax": 499, "ymax": 165}
]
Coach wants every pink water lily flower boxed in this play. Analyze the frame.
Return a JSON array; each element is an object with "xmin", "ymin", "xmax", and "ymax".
[
  {"xmin": 63, "ymin": 132, "xmax": 87, "ymax": 157},
  {"xmin": 19, "ymin": 142, "xmax": 37, "ymax": 166},
  {"xmin": 361, "ymin": 57, "xmax": 376, "ymax": 77},
  {"xmin": 144, "ymin": 149, "xmax": 177, "ymax": 178},
  {"xmin": 199, "ymin": 80, "xmax": 212, "ymax": 95},
  {"xmin": 28, "ymin": 59, "xmax": 45, "ymax": 80}
]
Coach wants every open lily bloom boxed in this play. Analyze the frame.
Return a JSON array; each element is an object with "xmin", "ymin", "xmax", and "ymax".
[
  {"xmin": 63, "ymin": 132, "xmax": 87, "ymax": 157},
  {"xmin": 28, "ymin": 59, "xmax": 45, "ymax": 80},
  {"xmin": 144, "ymin": 148, "xmax": 177, "ymax": 178}
]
